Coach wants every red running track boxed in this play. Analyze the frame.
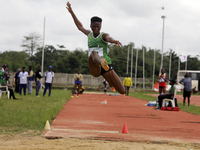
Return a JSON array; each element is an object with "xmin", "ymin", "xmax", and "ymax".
[{"xmin": 42, "ymin": 93, "xmax": 200, "ymax": 143}]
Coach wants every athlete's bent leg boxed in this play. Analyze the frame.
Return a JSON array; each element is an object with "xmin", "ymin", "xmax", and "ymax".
[
  {"xmin": 88, "ymin": 51, "xmax": 101, "ymax": 77},
  {"xmin": 102, "ymin": 70, "xmax": 125, "ymax": 94}
]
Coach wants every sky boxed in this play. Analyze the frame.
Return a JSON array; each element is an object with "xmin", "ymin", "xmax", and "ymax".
[{"xmin": 1, "ymin": 0, "xmax": 200, "ymax": 57}]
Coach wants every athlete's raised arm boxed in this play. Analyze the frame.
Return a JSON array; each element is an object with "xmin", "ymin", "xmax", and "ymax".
[
  {"xmin": 102, "ymin": 33, "xmax": 123, "ymax": 47},
  {"xmin": 66, "ymin": 1, "xmax": 90, "ymax": 36}
]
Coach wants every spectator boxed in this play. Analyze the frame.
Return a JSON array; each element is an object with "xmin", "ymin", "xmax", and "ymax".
[
  {"xmin": 35, "ymin": 66, "xmax": 43, "ymax": 97},
  {"xmin": 14, "ymin": 68, "xmax": 21, "ymax": 93},
  {"xmin": 0, "ymin": 63, "xmax": 4, "ymax": 72},
  {"xmin": 43, "ymin": 66, "xmax": 54, "ymax": 97},
  {"xmin": 179, "ymin": 72, "xmax": 192, "ymax": 107},
  {"xmin": 18, "ymin": 67, "xmax": 29, "ymax": 96},
  {"xmin": 0, "ymin": 66, "xmax": 3, "ymax": 85},
  {"xmin": 2, "ymin": 75, "xmax": 18, "ymax": 100},
  {"xmin": 157, "ymin": 68, "xmax": 168, "ymax": 94},
  {"xmin": 71, "ymin": 70, "xmax": 83, "ymax": 98},
  {"xmin": 123, "ymin": 74, "xmax": 133, "ymax": 98},
  {"xmin": 156, "ymin": 79, "xmax": 176, "ymax": 110},
  {"xmin": 103, "ymin": 78, "xmax": 108, "ymax": 94},
  {"xmin": 3, "ymin": 65, "xmax": 11, "ymax": 80},
  {"xmin": 28, "ymin": 66, "xmax": 34, "ymax": 94}
]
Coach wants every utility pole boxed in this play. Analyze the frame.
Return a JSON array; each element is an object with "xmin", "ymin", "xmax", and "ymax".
[
  {"xmin": 152, "ymin": 48, "xmax": 156, "ymax": 90},
  {"xmin": 160, "ymin": 15, "xmax": 166, "ymax": 74},
  {"xmin": 169, "ymin": 49, "xmax": 172, "ymax": 79},
  {"xmin": 41, "ymin": 17, "xmax": 46, "ymax": 90},
  {"xmin": 126, "ymin": 46, "xmax": 129, "ymax": 74},
  {"xmin": 135, "ymin": 49, "xmax": 138, "ymax": 89}
]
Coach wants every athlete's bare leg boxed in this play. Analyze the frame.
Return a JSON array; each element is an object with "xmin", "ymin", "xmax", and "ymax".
[
  {"xmin": 88, "ymin": 51, "xmax": 101, "ymax": 77},
  {"xmin": 88, "ymin": 51, "xmax": 125, "ymax": 94},
  {"xmin": 103, "ymin": 70, "xmax": 125, "ymax": 94}
]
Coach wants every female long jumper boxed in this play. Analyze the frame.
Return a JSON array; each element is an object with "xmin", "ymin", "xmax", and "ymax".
[{"xmin": 66, "ymin": 1, "xmax": 125, "ymax": 94}]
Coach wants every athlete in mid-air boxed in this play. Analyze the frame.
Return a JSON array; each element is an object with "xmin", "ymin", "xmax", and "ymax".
[{"xmin": 66, "ymin": 1, "xmax": 125, "ymax": 94}]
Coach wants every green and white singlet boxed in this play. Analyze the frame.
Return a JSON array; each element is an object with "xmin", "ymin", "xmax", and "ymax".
[{"xmin": 88, "ymin": 32, "xmax": 111, "ymax": 65}]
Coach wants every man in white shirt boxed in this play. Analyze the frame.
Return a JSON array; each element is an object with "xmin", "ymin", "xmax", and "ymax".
[
  {"xmin": 43, "ymin": 66, "xmax": 54, "ymax": 97},
  {"xmin": 18, "ymin": 67, "xmax": 29, "ymax": 95}
]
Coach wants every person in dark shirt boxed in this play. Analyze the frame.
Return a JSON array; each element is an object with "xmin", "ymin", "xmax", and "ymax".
[
  {"xmin": 14, "ymin": 68, "xmax": 21, "ymax": 93},
  {"xmin": 35, "ymin": 66, "xmax": 43, "ymax": 97},
  {"xmin": 179, "ymin": 72, "xmax": 192, "ymax": 107}
]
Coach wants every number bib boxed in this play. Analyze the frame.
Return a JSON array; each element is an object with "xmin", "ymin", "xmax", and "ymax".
[{"xmin": 88, "ymin": 47, "xmax": 103, "ymax": 57}]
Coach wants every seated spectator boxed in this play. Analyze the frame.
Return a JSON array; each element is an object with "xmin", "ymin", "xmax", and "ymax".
[
  {"xmin": 156, "ymin": 79, "xmax": 176, "ymax": 110},
  {"xmin": 2, "ymin": 75, "xmax": 18, "ymax": 100}
]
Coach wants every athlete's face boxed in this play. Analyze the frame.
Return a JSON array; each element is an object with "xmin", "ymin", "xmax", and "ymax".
[{"xmin": 90, "ymin": 22, "xmax": 101, "ymax": 35}]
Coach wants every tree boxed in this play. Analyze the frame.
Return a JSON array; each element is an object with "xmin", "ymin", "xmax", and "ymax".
[{"xmin": 21, "ymin": 32, "xmax": 41, "ymax": 56}]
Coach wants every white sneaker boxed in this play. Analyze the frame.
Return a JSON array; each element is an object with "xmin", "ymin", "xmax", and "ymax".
[{"xmin": 36, "ymin": 95, "xmax": 40, "ymax": 97}]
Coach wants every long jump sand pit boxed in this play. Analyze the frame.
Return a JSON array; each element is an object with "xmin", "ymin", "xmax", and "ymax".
[{"xmin": 42, "ymin": 93, "xmax": 200, "ymax": 144}]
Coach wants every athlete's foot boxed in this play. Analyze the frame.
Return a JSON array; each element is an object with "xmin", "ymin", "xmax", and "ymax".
[
  {"xmin": 101, "ymin": 58, "xmax": 109, "ymax": 71},
  {"xmin": 71, "ymin": 96, "xmax": 74, "ymax": 98},
  {"xmin": 110, "ymin": 87, "xmax": 116, "ymax": 92}
]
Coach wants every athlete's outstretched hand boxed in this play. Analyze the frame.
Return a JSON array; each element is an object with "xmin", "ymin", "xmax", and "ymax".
[
  {"xmin": 66, "ymin": 1, "xmax": 72, "ymax": 13},
  {"xmin": 114, "ymin": 40, "xmax": 123, "ymax": 47}
]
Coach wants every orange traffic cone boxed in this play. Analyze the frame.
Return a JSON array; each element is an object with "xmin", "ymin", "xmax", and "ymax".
[{"xmin": 122, "ymin": 124, "xmax": 128, "ymax": 134}]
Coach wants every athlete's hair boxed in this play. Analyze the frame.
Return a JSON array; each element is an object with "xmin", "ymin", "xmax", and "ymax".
[{"xmin": 91, "ymin": 16, "xmax": 102, "ymax": 23}]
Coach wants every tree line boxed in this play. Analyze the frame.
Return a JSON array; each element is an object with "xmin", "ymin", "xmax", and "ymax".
[{"xmin": 1, "ymin": 32, "xmax": 200, "ymax": 82}]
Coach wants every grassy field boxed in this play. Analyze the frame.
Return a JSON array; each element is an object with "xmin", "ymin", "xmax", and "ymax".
[{"xmin": 0, "ymin": 89, "xmax": 71, "ymax": 135}]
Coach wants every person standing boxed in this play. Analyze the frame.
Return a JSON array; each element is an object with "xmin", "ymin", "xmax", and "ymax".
[
  {"xmin": 123, "ymin": 74, "xmax": 133, "ymax": 98},
  {"xmin": 18, "ymin": 67, "xmax": 29, "ymax": 96},
  {"xmin": 179, "ymin": 72, "xmax": 192, "ymax": 107},
  {"xmin": 35, "ymin": 66, "xmax": 43, "ymax": 97},
  {"xmin": 157, "ymin": 68, "xmax": 168, "ymax": 94},
  {"xmin": 71, "ymin": 70, "xmax": 83, "ymax": 98},
  {"xmin": 0, "ymin": 63, "xmax": 4, "ymax": 72},
  {"xmin": 43, "ymin": 66, "xmax": 54, "ymax": 97},
  {"xmin": 28, "ymin": 66, "xmax": 34, "ymax": 94},
  {"xmin": 103, "ymin": 78, "xmax": 108, "ymax": 94},
  {"xmin": 14, "ymin": 68, "xmax": 21, "ymax": 93},
  {"xmin": 0, "ymin": 66, "xmax": 3, "ymax": 84}
]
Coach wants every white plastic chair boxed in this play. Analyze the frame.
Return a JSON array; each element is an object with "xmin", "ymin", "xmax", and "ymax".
[
  {"xmin": 162, "ymin": 88, "xmax": 177, "ymax": 107},
  {"xmin": 0, "ymin": 86, "xmax": 10, "ymax": 99}
]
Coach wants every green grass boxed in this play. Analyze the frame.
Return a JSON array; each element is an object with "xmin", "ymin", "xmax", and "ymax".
[
  {"xmin": 129, "ymin": 92, "xmax": 200, "ymax": 115},
  {"xmin": 0, "ymin": 89, "xmax": 71, "ymax": 135}
]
